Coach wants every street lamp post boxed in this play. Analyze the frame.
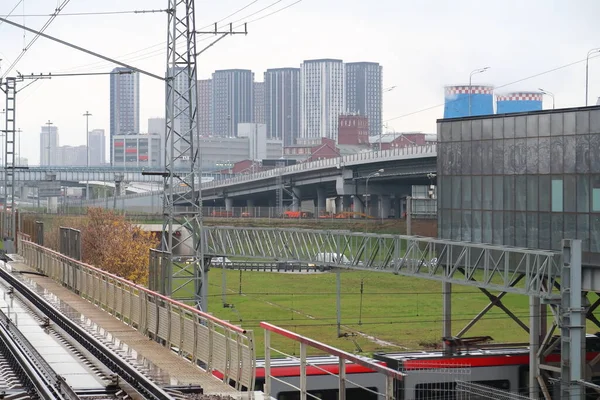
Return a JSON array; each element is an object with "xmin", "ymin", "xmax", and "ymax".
[
  {"xmin": 83, "ymin": 111, "xmax": 92, "ymax": 200},
  {"xmin": 365, "ymin": 168, "xmax": 384, "ymax": 218},
  {"xmin": 45, "ymin": 120, "xmax": 53, "ymax": 166},
  {"xmin": 586, "ymin": 48, "xmax": 600, "ymax": 106},
  {"xmin": 538, "ymin": 88, "xmax": 555, "ymax": 110},
  {"xmin": 468, "ymin": 67, "xmax": 490, "ymax": 116}
]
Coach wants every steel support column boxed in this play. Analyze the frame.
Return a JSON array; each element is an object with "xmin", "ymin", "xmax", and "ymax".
[
  {"xmin": 442, "ymin": 273, "xmax": 451, "ymax": 351},
  {"xmin": 530, "ymin": 295, "xmax": 540, "ymax": 399},
  {"xmin": 162, "ymin": 0, "xmax": 207, "ymax": 310},
  {"xmin": 561, "ymin": 239, "xmax": 585, "ymax": 400}
]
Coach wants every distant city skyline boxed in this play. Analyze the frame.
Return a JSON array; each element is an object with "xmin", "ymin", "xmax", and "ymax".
[{"xmin": 3, "ymin": 1, "xmax": 597, "ymax": 165}]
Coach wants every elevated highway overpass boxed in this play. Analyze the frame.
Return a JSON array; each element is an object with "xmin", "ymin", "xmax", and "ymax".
[
  {"xmin": 76, "ymin": 144, "xmax": 437, "ymax": 216},
  {"xmin": 0, "ymin": 166, "xmax": 226, "ymax": 186}
]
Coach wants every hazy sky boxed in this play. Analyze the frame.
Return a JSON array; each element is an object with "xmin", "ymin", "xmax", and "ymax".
[{"xmin": 1, "ymin": 0, "xmax": 600, "ymax": 165}]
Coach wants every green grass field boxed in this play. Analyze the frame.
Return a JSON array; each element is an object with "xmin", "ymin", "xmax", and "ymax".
[{"xmin": 171, "ymin": 267, "xmax": 541, "ymax": 358}]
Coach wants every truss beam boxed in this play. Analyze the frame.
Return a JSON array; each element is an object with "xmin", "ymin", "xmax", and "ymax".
[
  {"xmin": 3, "ymin": 77, "xmax": 16, "ymax": 242},
  {"xmin": 203, "ymin": 226, "xmax": 562, "ymax": 298},
  {"xmin": 162, "ymin": 0, "xmax": 206, "ymax": 310}
]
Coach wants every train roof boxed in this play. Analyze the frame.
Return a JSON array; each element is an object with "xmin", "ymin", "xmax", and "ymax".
[{"xmin": 256, "ymin": 355, "xmax": 378, "ymax": 368}]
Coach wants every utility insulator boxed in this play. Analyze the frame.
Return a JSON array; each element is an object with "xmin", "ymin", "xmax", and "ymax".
[{"xmin": 428, "ymin": 185, "xmax": 435, "ymax": 199}]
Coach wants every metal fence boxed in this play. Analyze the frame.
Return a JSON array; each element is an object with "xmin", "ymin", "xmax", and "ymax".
[
  {"xmin": 455, "ymin": 380, "xmax": 530, "ymax": 400},
  {"xmin": 17, "ymin": 233, "xmax": 256, "ymax": 392},
  {"xmin": 59, "ymin": 227, "xmax": 81, "ymax": 260},
  {"xmin": 261, "ymin": 321, "xmax": 403, "ymax": 400}
]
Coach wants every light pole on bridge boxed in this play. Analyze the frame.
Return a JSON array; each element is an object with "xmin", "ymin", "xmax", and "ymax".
[
  {"xmin": 365, "ymin": 169, "xmax": 384, "ymax": 219},
  {"xmin": 83, "ymin": 111, "xmax": 92, "ymax": 200}
]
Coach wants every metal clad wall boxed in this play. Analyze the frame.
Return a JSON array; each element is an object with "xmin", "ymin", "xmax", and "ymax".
[
  {"xmin": 444, "ymin": 85, "xmax": 494, "ymax": 118},
  {"xmin": 437, "ymin": 106, "xmax": 600, "ymax": 266},
  {"xmin": 497, "ymin": 92, "xmax": 543, "ymax": 114}
]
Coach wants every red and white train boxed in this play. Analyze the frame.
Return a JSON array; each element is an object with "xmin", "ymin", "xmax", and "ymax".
[{"xmin": 248, "ymin": 334, "xmax": 600, "ymax": 400}]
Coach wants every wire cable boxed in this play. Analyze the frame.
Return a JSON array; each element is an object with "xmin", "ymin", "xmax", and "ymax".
[
  {"xmin": 384, "ymin": 53, "xmax": 600, "ymax": 123},
  {"xmin": 0, "ymin": 9, "xmax": 168, "ymax": 17},
  {"xmin": 0, "ymin": 0, "xmax": 23, "ymax": 29},
  {"xmin": 2, "ymin": 0, "xmax": 71, "ymax": 79}
]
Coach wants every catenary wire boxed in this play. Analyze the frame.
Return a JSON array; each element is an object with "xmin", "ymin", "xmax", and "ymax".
[
  {"xmin": 0, "ymin": 0, "xmax": 23, "ymax": 29},
  {"xmin": 2, "ymin": 0, "xmax": 72, "ymax": 79},
  {"xmin": 384, "ymin": 53, "xmax": 600, "ymax": 123},
  {"xmin": 0, "ymin": 9, "xmax": 168, "ymax": 17},
  {"xmin": 51, "ymin": 0, "xmax": 300, "ymax": 74}
]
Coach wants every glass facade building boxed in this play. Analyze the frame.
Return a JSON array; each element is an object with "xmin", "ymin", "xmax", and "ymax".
[{"xmin": 437, "ymin": 105, "xmax": 600, "ymax": 266}]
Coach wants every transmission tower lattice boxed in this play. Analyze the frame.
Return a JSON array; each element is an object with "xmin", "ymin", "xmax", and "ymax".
[
  {"xmin": 162, "ymin": 0, "xmax": 206, "ymax": 310},
  {"xmin": 2, "ymin": 77, "xmax": 16, "ymax": 244}
]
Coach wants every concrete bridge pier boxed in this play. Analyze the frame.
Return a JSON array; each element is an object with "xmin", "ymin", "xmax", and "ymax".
[
  {"xmin": 367, "ymin": 194, "xmax": 379, "ymax": 218},
  {"xmin": 316, "ymin": 188, "xmax": 327, "ymax": 214},
  {"xmin": 47, "ymin": 197, "xmax": 58, "ymax": 213},
  {"xmin": 19, "ymin": 186, "xmax": 30, "ymax": 201},
  {"xmin": 225, "ymin": 198, "xmax": 233, "ymax": 212},
  {"xmin": 335, "ymin": 197, "xmax": 343, "ymax": 214},
  {"xmin": 380, "ymin": 195, "xmax": 392, "ymax": 220},
  {"xmin": 343, "ymin": 195, "xmax": 352, "ymax": 212},
  {"xmin": 291, "ymin": 187, "xmax": 301, "ymax": 212},
  {"xmin": 246, "ymin": 199, "xmax": 254, "ymax": 215},
  {"xmin": 352, "ymin": 195, "xmax": 364, "ymax": 217}
]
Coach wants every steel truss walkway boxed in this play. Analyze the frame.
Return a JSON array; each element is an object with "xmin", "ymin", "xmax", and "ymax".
[
  {"xmin": 203, "ymin": 226, "xmax": 562, "ymax": 297},
  {"xmin": 199, "ymin": 226, "xmax": 591, "ymax": 399}
]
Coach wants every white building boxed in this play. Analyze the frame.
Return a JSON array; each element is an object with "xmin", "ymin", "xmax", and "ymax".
[
  {"xmin": 195, "ymin": 136, "xmax": 282, "ymax": 171},
  {"xmin": 58, "ymin": 146, "xmax": 87, "ymax": 166},
  {"xmin": 238, "ymin": 123, "xmax": 267, "ymax": 160},
  {"xmin": 110, "ymin": 68, "xmax": 140, "ymax": 164},
  {"xmin": 15, "ymin": 156, "xmax": 28, "ymax": 167},
  {"xmin": 88, "ymin": 129, "xmax": 106, "ymax": 166},
  {"xmin": 112, "ymin": 134, "xmax": 163, "ymax": 168},
  {"xmin": 39, "ymin": 124, "xmax": 59, "ymax": 166},
  {"xmin": 300, "ymin": 59, "xmax": 345, "ymax": 141}
]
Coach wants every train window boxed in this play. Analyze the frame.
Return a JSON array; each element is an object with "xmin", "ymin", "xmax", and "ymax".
[{"xmin": 277, "ymin": 387, "xmax": 378, "ymax": 400}]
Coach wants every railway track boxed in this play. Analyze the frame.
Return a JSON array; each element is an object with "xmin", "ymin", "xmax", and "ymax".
[{"xmin": 0, "ymin": 257, "xmax": 205, "ymax": 400}]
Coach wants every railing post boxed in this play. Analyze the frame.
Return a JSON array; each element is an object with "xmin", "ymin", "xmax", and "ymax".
[
  {"xmin": 338, "ymin": 358, "xmax": 346, "ymax": 400},
  {"xmin": 386, "ymin": 375, "xmax": 395, "ymax": 400},
  {"xmin": 300, "ymin": 342, "xmax": 307, "ymax": 400},
  {"xmin": 264, "ymin": 329, "xmax": 271, "ymax": 399}
]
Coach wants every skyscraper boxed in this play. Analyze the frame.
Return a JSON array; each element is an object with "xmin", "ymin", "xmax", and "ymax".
[
  {"xmin": 198, "ymin": 79, "xmax": 212, "ymax": 136},
  {"xmin": 300, "ymin": 59, "xmax": 345, "ymax": 141},
  {"xmin": 110, "ymin": 67, "xmax": 139, "ymax": 164},
  {"xmin": 253, "ymin": 82, "xmax": 265, "ymax": 124},
  {"xmin": 265, "ymin": 68, "xmax": 300, "ymax": 146},
  {"xmin": 212, "ymin": 69, "xmax": 254, "ymax": 137},
  {"xmin": 88, "ymin": 129, "xmax": 106, "ymax": 166},
  {"xmin": 39, "ymin": 124, "xmax": 59, "ymax": 165},
  {"xmin": 345, "ymin": 62, "xmax": 383, "ymax": 137}
]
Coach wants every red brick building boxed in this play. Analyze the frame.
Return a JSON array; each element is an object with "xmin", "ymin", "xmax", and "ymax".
[
  {"xmin": 374, "ymin": 132, "xmax": 437, "ymax": 151},
  {"xmin": 338, "ymin": 115, "xmax": 369, "ymax": 145}
]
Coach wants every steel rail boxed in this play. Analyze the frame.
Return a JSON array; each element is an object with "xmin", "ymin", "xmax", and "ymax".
[
  {"xmin": 0, "ymin": 311, "xmax": 75, "ymax": 399},
  {"xmin": 0, "ymin": 266, "xmax": 177, "ymax": 400}
]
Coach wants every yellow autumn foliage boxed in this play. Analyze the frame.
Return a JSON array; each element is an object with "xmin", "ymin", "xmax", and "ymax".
[{"xmin": 80, "ymin": 208, "xmax": 158, "ymax": 285}]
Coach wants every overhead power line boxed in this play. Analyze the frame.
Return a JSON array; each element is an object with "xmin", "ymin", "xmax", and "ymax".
[
  {"xmin": 0, "ymin": 9, "xmax": 168, "ymax": 17},
  {"xmin": 2, "ymin": 0, "xmax": 72, "ymax": 79},
  {"xmin": 384, "ymin": 53, "xmax": 600, "ymax": 123},
  {"xmin": 0, "ymin": 0, "xmax": 24, "ymax": 29},
  {"xmin": 52, "ymin": 0, "xmax": 304, "ymax": 74}
]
